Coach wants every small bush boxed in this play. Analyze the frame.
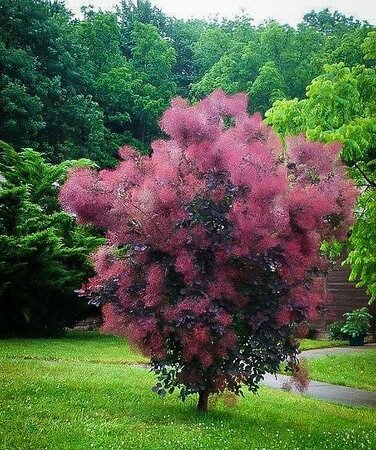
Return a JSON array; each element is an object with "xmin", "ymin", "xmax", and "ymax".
[
  {"xmin": 329, "ymin": 321, "xmax": 348, "ymax": 341},
  {"xmin": 341, "ymin": 307, "xmax": 372, "ymax": 338}
]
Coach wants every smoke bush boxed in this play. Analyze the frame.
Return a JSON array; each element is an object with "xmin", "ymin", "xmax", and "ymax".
[{"xmin": 60, "ymin": 90, "xmax": 356, "ymax": 410}]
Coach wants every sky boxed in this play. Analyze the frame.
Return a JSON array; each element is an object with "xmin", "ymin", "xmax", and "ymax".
[{"xmin": 65, "ymin": 0, "xmax": 376, "ymax": 25}]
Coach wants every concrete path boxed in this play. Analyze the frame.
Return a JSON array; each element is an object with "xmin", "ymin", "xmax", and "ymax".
[
  {"xmin": 300, "ymin": 343, "xmax": 376, "ymax": 359},
  {"xmin": 133, "ymin": 344, "xmax": 376, "ymax": 408},
  {"xmin": 261, "ymin": 373, "xmax": 376, "ymax": 408},
  {"xmin": 261, "ymin": 344, "xmax": 376, "ymax": 408}
]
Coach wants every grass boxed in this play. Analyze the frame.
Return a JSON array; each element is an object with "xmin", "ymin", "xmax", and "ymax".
[
  {"xmin": 1, "ymin": 358, "xmax": 376, "ymax": 450},
  {"xmin": 1, "ymin": 332, "xmax": 376, "ymax": 449},
  {"xmin": 299, "ymin": 339, "xmax": 347, "ymax": 351},
  {"xmin": 0, "ymin": 330, "xmax": 147, "ymax": 364},
  {"xmin": 0, "ymin": 331, "xmax": 347, "ymax": 363},
  {"xmin": 306, "ymin": 349, "xmax": 376, "ymax": 392},
  {"xmin": 0, "ymin": 332, "xmax": 347, "ymax": 363}
]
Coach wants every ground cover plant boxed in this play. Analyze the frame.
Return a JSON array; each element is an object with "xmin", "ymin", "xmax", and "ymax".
[
  {"xmin": 60, "ymin": 90, "xmax": 356, "ymax": 411},
  {"xmin": 306, "ymin": 348, "xmax": 376, "ymax": 391},
  {"xmin": 1, "ymin": 339, "xmax": 376, "ymax": 450}
]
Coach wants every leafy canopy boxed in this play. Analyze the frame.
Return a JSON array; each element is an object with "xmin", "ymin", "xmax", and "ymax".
[{"xmin": 266, "ymin": 45, "xmax": 376, "ymax": 301}]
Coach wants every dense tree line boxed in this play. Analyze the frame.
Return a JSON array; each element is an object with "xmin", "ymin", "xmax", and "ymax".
[
  {"xmin": 0, "ymin": 0, "xmax": 375, "ymax": 336},
  {"xmin": 1, "ymin": 1, "xmax": 374, "ymax": 165},
  {"xmin": 0, "ymin": 0, "xmax": 179, "ymax": 164}
]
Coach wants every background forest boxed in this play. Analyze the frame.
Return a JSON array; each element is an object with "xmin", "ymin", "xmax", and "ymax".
[{"xmin": 0, "ymin": 0, "xmax": 375, "ymax": 336}]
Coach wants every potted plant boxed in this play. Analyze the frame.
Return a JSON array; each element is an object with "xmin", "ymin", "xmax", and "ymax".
[{"xmin": 340, "ymin": 307, "xmax": 372, "ymax": 346}]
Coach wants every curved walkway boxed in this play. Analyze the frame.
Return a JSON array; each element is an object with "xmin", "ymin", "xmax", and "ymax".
[
  {"xmin": 262, "ymin": 344, "xmax": 376, "ymax": 408},
  {"xmin": 300, "ymin": 343, "xmax": 376, "ymax": 359}
]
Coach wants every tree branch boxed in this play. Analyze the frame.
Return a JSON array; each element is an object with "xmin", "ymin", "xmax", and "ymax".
[{"xmin": 354, "ymin": 162, "xmax": 376, "ymax": 188}]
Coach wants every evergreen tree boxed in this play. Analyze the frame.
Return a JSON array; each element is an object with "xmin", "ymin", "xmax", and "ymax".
[{"xmin": 0, "ymin": 141, "xmax": 103, "ymax": 336}]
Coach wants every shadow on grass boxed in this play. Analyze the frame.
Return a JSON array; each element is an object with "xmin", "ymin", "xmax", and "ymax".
[{"xmin": 128, "ymin": 390, "xmax": 263, "ymax": 428}]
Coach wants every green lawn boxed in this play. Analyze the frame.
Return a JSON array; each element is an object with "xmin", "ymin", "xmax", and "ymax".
[
  {"xmin": 0, "ymin": 330, "xmax": 147, "ymax": 364},
  {"xmin": 299, "ymin": 339, "xmax": 347, "ymax": 351},
  {"xmin": 306, "ymin": 349, "xmax": 376, "ymax": 392},
  {"xmin": 0, "ymin": 332, "xmax": 346, "ymax": 362},
  {"xmin": 1, "ymin": 332, "xmax": 376, "ymax": 449},
  {"xmin": 1, "ymin": 358, "xmax": 376, "ymax": 450},
  {"xmin": 0, "ymin": 331, "xmax": 346, "ymax": 363}
]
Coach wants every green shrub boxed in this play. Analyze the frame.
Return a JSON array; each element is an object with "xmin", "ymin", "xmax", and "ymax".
[
  {"xmin": 328, "ymin": 320, "xmax": 348, "ymax": 341},
  {"xmin": 341, "ymin": 307, "xmax": 372, "ymax": 338},
  {"xmin": 0, "ymin": 141, "xmax": 103, "ymax": 337}
]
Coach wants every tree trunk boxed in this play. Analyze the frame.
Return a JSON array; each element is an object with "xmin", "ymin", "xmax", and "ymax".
[{"xmin": 197, "ymin": 390, "xmax": 210, "ymax": 412}]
